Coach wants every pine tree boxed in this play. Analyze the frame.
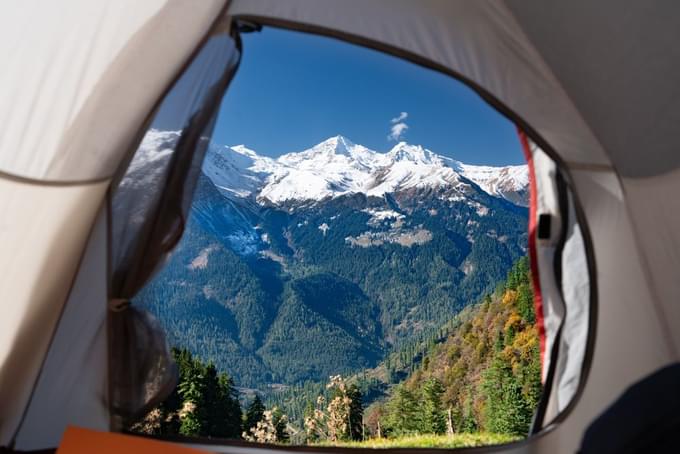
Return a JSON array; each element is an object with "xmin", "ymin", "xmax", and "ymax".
[
  {"xmin": 420, "ymin": 378, "xmax": 446, "ymax": 434},
  {"xmin": 384, "ymin": 385, "xmax": 419, "ymax": 435},
  {"xmin": 177, "ymin": 355, "xmax": 207, "ymax": 436},
  {"xmin": 480, "ymin": 355, "xmax": 532, "ymax": 436},
  {"xmin": 138, "ymin": 349, "xmax": 244, "ymax": 439},
  {"xmin": 347, "ymin": 384, "xmax": 364, "ymax": 441},
  {"xmin": 244, "ymin": 395, "xmax": 266, "ymax": 434},
  {"xmin": 272, "ymin": 406, "xmax": 290, "ymax": 443},
  {"xmin": 212, "ymin": 371, "xmax": 242, "ymax": 438}
]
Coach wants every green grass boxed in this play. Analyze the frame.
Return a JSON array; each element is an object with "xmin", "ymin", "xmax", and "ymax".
[{"xmin": 315, "ymin": 433, "xmax": 521, "ymax": 449}]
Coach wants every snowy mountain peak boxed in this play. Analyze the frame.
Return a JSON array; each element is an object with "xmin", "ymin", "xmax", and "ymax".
[
  {"xmin": 455, "ymin": 162, "xmax": 529, "ymax": 206},
  {"xmin": 312, "ymin": 135, "xmax": 355, "ymax": 154},
  {"xmin": 231, "ymin": 144, "xmax": 258, "ymax": 158},
  {"xmin": 281, "ymin": 135, "xmax": 359, "ymax": 160},
  {"xmin": 387, "ymin": 142, "xmax": 439, "ymax": 165},
  {"xmin": 192, "ymin": 131, "xmax": 529, "ymax": 206}
]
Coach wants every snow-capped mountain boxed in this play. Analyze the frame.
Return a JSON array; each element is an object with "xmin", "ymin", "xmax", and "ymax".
[
  {"xmin": 454, "ymin": 162, "xmax": 529, "ymax": 207},
  {"xmin": 201, "ymin": 134, "xmax": 529, "ymax": 207},
  {"xmin": 135, "ymin": 131, "xmax": 530, "ymax": 387}
]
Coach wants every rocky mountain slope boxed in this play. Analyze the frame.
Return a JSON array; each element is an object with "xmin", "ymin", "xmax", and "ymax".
[
  {"xmin": 134, "ymin": 131, "xmax": 529, "ymax": 389},
  {"xmin": 201, "ymin": 134, "xmax": 528, "ymax": 207}
]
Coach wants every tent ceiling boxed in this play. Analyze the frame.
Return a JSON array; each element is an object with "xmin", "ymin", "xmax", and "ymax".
[{"xmin": 507, "ymin": 0, "xmax": 680, "ymax": 178}]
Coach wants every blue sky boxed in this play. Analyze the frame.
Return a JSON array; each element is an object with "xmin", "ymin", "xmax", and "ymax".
[{"xmin": 213, "ymin": 27, "xmax": 523, "ymax": 166}]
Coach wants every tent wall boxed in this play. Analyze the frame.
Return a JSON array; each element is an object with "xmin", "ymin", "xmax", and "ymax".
[
  {"xmin": 0, "ymin": 0, "xmax": 227, "ymax": 182},
  {"xmin": 506, "ymin": 0, "xmax": 680, "ymax": 179},
  {"xmin": 0, "ymin": 178, "xmax": 108, "ymax": 445},
  {"xmin": 14, "ymin": 207, "xmax": 109, "ymax": 451},
  {"xmin": 0, "ymin": 0, "xmax": 227, "ymax": 447},
  {"xmin": 528, "ymin": 168, "xmax": 676, "ymax": 452},
  {"xmin": 624, "ymin": 172, "xmax": 680, "ymax": 356},
  {"xmin": 506, "ymin": 0, "xmax": 680, "ymax": 362}
]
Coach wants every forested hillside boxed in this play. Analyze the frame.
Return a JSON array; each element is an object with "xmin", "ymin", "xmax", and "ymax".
[
  {"xmin": 266, "ymin": 257, "xmax": 540, "ymax": 437},
  {"xmin": 136, "ymin": 172, "xmax": 527, "ymax": 388},
  {"xmin": 130, "ymin": 257, "xmax": 540, "ymax": 447},
  {"xmin": 371, "ymin": 257, "xmax": 540, "ymax": 437}
]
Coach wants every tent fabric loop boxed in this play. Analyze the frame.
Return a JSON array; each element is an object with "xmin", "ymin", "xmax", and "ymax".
[
  {"xmin": 108, "ymin": 299, "xmax": 130, "ymax": 313},
  {"xmin": 108, "ymin": 307, "xmax": 179, "ymax": 427}
]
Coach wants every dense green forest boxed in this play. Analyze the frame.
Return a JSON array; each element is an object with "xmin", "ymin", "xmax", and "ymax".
[
  {"xmin": 130, "ymin": 258, "xmax": 540, "ymax": 447},
  {"xmin": 130, "ymin": 348, "xmax": 242, "ymax": 438},
  {"xmin": 136, "ymin": 175, "xmax": 527, "ymax": 388}
]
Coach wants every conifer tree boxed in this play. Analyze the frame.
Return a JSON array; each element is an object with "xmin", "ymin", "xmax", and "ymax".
[
  {"xmin": 480, "ymin": 355, "xmax": 532, "ymax": 436},
  {"xmin": 244, "ymin": 395, "xmax": 266, "ymax": 434},
  {"xmin": 212, "ymin": 371, "xmax": 242, "ymax": 438},
  {"xmin": 347, "ymin": 384, "xmax": 364, "ymax": 441},
  {"xmin": 272, "ymin": 406, "xmax": 290, "ymax": 443},
  {"xmin": 420, "ymin": 378, "xmax": 446, "ymax": 434},
  {"xmin": 384, "ymin": 385, "xmax": 419, "ymax": 435}
]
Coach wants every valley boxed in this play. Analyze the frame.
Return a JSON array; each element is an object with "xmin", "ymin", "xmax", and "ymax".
[{"xmin": 135, "ymin": 131, "xmax": 529, "ymax": 391}]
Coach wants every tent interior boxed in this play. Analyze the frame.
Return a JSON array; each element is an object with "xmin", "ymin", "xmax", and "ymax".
[{"xmin": 1, "ymin": 1, "xmax": 679, "ymax": 453}]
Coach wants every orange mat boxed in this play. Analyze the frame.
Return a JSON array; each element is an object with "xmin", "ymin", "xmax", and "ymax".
[{"xmin": 57, "ymin": 426, "xmax": 212, "ymax": 454}]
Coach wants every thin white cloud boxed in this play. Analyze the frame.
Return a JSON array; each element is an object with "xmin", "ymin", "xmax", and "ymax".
[
  {"xmin": 391, "ymin": 111, "xmax": 408, "ymax": 124},
  {"xmin": 388, "ymin": 112, "xmax": 409, "ymax": 141},
  {"xmin": 388, "ymin": 123, "xmax": 409, "ymax": 141}
]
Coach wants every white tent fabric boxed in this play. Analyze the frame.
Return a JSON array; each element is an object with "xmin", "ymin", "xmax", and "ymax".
[
  {"xmin": 526, "ymin": 140, "xmax": 591, "ymax": 421},
  {"xmin": 0, "ymin": 178, "xmax": 108, "ymax": 445},
  {"xmin": 554, "ymin": 192, "xmax": 590, "ymax": 413},
  {"xmin": 0, "ymin": 0, "xmax": 227, "ymax": 446},
  {"xmin": 0, "ymin": 0, "xmax": 226, "ymax": 182},
  {"xmin": 530, "ymin": 146, "xmax": 565, "ymax": 384},
  {"xmin": 14, "ymin": 208, "xmax": 109, "ymax": 450},
  {"xmin": 0, "ymin": 0, "xmax": 678, "ymax": 452}
]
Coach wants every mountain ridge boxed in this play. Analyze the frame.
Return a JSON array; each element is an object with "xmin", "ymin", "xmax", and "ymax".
[
  {"xmin": 198, "ymin": 134, "xmax": 529, "ymax": 207},
  {"xmin": 134, "ymin": 130, "xmax": 530, "ymax": 389}
]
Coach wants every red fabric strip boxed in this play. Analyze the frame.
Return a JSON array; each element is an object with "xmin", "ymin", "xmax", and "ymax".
[{"xmin": 517, "ymin": 128, "xmax": 547, "ymax": 381}]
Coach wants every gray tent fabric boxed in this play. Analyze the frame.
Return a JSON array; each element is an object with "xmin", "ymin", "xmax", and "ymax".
[
  {"xmin": 506, "ymin": 0, "xmax": 680, "ymax": 179},
  {"xmin": 108, "ymin": 30, "xmax": 241, "ymax": 424},
  {"xmin": 580, "ymin": 363, "xmax": 680, "ymax": 454}
]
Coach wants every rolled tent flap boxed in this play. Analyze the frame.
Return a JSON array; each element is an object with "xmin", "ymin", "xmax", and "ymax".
[
  {"xmin": 109, "ymin": 28, "xmax": 241, "ymax": 424},
  {"xmin": 553, "ymin": 191, "xmax": 590, "ymax": 413},
  {"xmin": 520, "ymin": 131, "xmax": 564, "ymax": 384},
  {"xmin": 521, "ymin": 132, "xmax": 592, "ymax": 427},
  {"xmin": 108, "ymin": 307, "xmax": 179, "ymax": 427}
]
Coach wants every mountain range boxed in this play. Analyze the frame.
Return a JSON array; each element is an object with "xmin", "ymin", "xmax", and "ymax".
[
  {"xmin": 200, "ymin": 134, "xmax": 528, "ymax": 207},
  {"xmin": 134, "ymin": 130, "xmax": 530, "ymax": 389}
]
